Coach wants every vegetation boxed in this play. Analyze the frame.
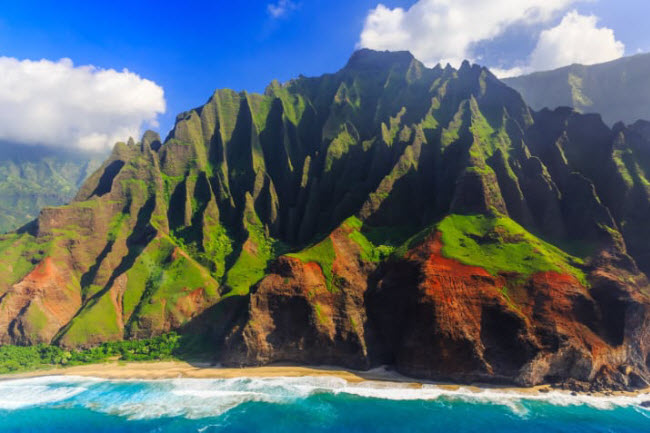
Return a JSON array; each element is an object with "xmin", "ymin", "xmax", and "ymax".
[
  {"xmin": 0, "ymin": 333, "xmax": 186, "ymax": 375},
  {"xmin": 224, "ymin": 202, "xmax": 284, "ymax": 296},
  {"xmin": 0, "ymin": 142, "xmax": 103, "ymax": 233},
  {"xmin": 324, "ymin": 127, "xmax": 358, "ymax": 172},
  {"xmin": 344, "ymin": 216, "xmax": 395, "ymax": 262},
  {"xmin": 0, "ymin": 232, "xmax": 52, "ymax": 287},
  {"xmin": 128, "ymin": 237, "xmax": 220, "ymax": 335},
  {"xmin": 287, "ymin": 236, "xmax": 337, "ymax": 291},
  {"xmin": 436, "ymin": 214, "xmax": 587, "ymax": 284},
  {"xmin": 286, "ymin": 217, "xmax": 396, "ymax": 291},
  {"xmin": 61, "ymin": 294, "xmax": 122, "ymax": 346}
]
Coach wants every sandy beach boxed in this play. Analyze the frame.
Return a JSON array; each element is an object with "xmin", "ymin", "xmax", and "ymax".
[
  {"xmin": 1, "ymin": 361, "xmax": 416, "ymax": 384},
  {"xmin": 2, "ymin": 360, "xmax": 647, "ymax": 399}
]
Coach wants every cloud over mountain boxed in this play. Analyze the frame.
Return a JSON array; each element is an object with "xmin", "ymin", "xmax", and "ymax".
[
  {"xmin": 0, "ymin": 57, "xmax": 165, "ymax": 152},
  {"xmin": 492, "ymin": 10, "xmax": 624, "ymax": 78},
  {"xmin": 358, "ymin": 0, "xmax": 579, "ymax": 67},
  {"xmin": 528, "ymin": 11, "xmax": 624, "ymax": 71},
  {"xmin": 359, "ymin": 1, "xmax": 624, "ymax": 77}
]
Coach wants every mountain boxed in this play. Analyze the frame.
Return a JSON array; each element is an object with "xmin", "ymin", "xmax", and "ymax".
[
  {"xmin": 503, "ymin": 53, "xmax": 650, "ymax": 126},
  {"xmin": 1, "ymin": 49, "xmax": 650, "ymax": 390},
  {"xmin": 0, "ymin": 142, "xmax": 103, "ymax": 233}
]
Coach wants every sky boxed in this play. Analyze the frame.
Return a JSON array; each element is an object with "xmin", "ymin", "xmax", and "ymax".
[{"xmin": 0, "ymin": 0, "xmax": 648, "ymax": 152}]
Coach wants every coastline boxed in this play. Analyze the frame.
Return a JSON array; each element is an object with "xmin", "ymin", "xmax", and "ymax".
[
  {"xmin": 2, "ymin": 360, "xmax": 649, "ymax": 399},
  {"xmin": 0, "ymin": 361, "xmax": 416, "ymax": 384}
]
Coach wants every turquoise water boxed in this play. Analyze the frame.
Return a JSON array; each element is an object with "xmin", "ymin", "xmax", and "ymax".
[{"xmin": 0, "ymin": 375, "xmax": 649, "ymax": 432}]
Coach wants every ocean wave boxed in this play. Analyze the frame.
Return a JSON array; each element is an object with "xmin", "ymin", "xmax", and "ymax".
[
  {"xmin": 0, "ymin": 376, "xmax": 93, "ymax": 409},
  {"xmin": 1, "ymin": 374, "xmax": 649, "ymax": 419},
  {"xmin": 342, "ymin": 382, "xmax": 650, "ymax": 408},
  {"xmin": 99, "ymin": 376, "xmax": 350, "ymax": 419}
]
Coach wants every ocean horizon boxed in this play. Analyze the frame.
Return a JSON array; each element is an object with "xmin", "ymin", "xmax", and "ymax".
[{"xmin": 0, "ymin": 375, "xmax": 648, "ymax": 433}]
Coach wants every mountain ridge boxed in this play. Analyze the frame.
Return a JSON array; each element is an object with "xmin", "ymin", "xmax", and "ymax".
[
  {"xmin": 503, "ymin": 52, "xmax": 650, "ymax": 126},
  {"xmin": 1, "ymin": 49, "xmax": 650, "ymax": 390},
  {"xmin": 0, "ymin": 142, "xmax": 103, "ymax": 233}
]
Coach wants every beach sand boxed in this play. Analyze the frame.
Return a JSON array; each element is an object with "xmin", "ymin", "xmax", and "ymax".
[
  {"xmin": 1, "ymin": 360, "xmax": 648, "ymax": 398},
  {"xmin": 2, "ymin": 361, "xmax": 415, "ymax": 384}
]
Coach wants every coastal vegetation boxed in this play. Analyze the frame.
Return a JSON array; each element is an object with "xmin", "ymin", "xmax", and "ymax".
[{"xmin": 0, "ymin": 333, "xmax": 186, "ymax": 374}]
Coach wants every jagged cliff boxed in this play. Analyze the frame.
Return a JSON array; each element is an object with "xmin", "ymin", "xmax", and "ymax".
[{"xmin": 1, "ymin": 49, "xmax": 650, "ymax": 390}]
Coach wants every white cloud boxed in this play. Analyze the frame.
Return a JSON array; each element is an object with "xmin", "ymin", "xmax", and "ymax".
[
  {"xmin": 267, "ymin": 0, "xmax": 298, "ymax": 19},
  {"xmin": 491, "ymin": 10, "xmax": 625, "ymax": 77},
  {"xmin": 489, "ymin": 66, "xmax": 527, "ymax": 79},
  {"xmin": 528, "ymin": 10, "xmax": 624, "ymax": 70},
  {"xmin": 358, "ymin": 0, "xmax": 580, "ymax": 67},
  {"xmin": 0, "ymin": 57, "xmax": 165, "ymax": 152}
]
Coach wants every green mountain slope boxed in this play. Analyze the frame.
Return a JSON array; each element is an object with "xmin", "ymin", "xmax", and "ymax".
[
  {"xmin": 503, "ymin": 53, "xmax": 650, "ymax": 126},
  {"xmin": 1, "ymin": 49, "xmax": 649, "ymax": 389},
  {"xmin": 0, "ymin": 142, "xmax": 103, "ymax": 233}
]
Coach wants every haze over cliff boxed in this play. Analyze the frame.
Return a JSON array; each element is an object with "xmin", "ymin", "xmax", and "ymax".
[
  {"xmin": 503, "ymin": 53, "xmax": 650, "ymax": 126},
  {"xmin": 0, "ymin": 142, "xmax": 102, "ymax": 233},
  {"xmin": 1, "ymin": 49, "xmax": 650, "ymax": 390}
]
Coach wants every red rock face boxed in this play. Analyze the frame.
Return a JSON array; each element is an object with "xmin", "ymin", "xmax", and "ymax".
[
  {"xmin": 0, "ymin": 258, "xmax": 81, "ymax": 345},
  {"xmin": 221, "ymin": 226, "xmax": 375, "ymax": 369},
  {"xmin": 377, "ymin": 233, "xmax": 617, "ymax": 385},
  {"xmin": 222, "ymin": 230, "xmax": 650, "ymax": 390},
  {"xmin": 372, "ymin": 232, "xmax": 650, "ymax": 389},
  {"xmin": 393, "ymin": 233, "xmax": 529, "ymax": 379}
]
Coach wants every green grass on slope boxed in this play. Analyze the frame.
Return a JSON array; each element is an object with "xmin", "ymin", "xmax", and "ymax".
[
  {"xmin": 128, "ymin": 236, "xmax": 220, "ymax": 335},
  {"xmin": 436, "ymin": 214, "xmax": 587, "ymax": 285},
  {"xmin": 201, "ymin": 223, "xmax": 235, "ymax": 280},
  {"xmin": 344, "ymin": 216, "xmax": 395, "ymax": 262},
  {"xmin": 224, "ymin": 245, "xmax": 271, "ymax": 296},
  {"xmin": 0, "ymin": 148, "xmax": 102, "ymax": 233},
  {"xmin": 60, "ymin": 294, "xmax": 122, "ymax": 346},
  {"xmin": 287, "ymin": 236, "xmax": 337, "ymax": 291},
  {"xmin": 324, "ymin": 127, "xmax": 358, "ymax": 172},
  {"xmin": 287, "ymin": 217, "xmax": 396, "ymax": 291},
  {"xmin": 223, "ymin": 205, "xmax": 284, "ymax": 297},
  {"xmin": 0, "ymin": 233, "xmax": 51, "ymax": 290},
  {"xmin": 61, "ymin": 234, "xmax": 221, "ymax": 346}
]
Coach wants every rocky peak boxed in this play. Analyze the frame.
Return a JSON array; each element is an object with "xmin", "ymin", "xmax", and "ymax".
[{"xmin": 344, "ymin": 48, "xmax": 417, "ymax": 72}]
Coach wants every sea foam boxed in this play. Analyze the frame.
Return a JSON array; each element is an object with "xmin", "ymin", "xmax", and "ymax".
[
  {"xmin": 0, "ymin": 376, "xmax": 93, "ymax": 409},
  {"xmin": 0, "ymin": 374, "xmax": 648, "ymax": 419}
]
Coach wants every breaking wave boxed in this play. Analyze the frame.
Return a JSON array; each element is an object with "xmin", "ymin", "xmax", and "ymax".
[
  {"xmin": 0, "ymin": 374, "xmax": 648, "ymax": 420},
  {"xmin": 0, "ymin": 376, "xmax": 93, "ymax": 409}
]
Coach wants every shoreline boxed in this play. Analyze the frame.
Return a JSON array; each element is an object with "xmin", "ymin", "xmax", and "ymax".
[{"xmin": 2, "ymin": 360, "xmax": 649, "ymax": 399}]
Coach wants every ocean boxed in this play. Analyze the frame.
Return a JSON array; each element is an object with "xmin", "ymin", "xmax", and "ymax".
[{"xmin": 0, "ymin": 375, "xmax": 648, "ymax": 432}]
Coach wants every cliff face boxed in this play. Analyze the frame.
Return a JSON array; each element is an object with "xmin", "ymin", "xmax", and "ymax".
[
  {"xmin": 221, "ymin": 216, "xmax": 650, "ymax": 389},
  {"xmin": 1, "ymin": 49, "xmax": 650, "ymax": 389},
  {"xmin": 503, "ymin": 53, "xmax": 650, "ymax": 126}
]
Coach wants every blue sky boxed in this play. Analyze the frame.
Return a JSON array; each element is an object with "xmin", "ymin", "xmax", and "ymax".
[{"xmin": 0, "ymin": 0, "xmax": 647, "ymax": 149}]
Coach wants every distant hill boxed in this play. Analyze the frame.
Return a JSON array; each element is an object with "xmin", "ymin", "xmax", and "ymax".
[
  {"xmin": 503, "ymin": 53, "xmax": 650, "ymax": 126},
  {"xmin": 0, "ymin": 142, "xmax": 103, "ymax": 233}
]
